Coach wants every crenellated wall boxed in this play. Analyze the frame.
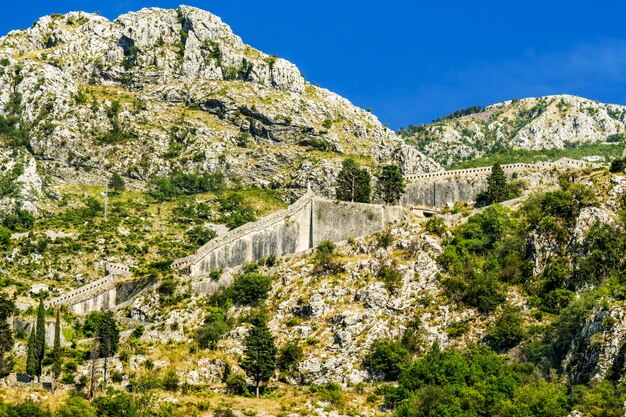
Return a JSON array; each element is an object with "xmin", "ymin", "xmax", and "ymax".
[
  {"xmin": 46, "ymin": 158, "xmax": 599, "ymax": 309},
  {"xmin": 44, "ymin": 264, "xmax": 143, "ymax": 315},
  {"xmin": 402, "ymin": 158, "xmax": 598, "ymax": 208},
  {"xmin": 174, "ymin": 191, "xmax": 404, "ymax": 280}
]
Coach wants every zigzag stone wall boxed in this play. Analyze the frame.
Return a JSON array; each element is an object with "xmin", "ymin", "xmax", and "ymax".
[
  {"xmin": 174, "ymin": 158, "xmax": 598, "ymax": 280},
  {"xmin": 45, "ymin": 276, "xmax": 117, "ymax": 314},
  {"xmin": 402, "ymin": 158, "xmax": 598, "ymax": 208},
  {"xmin": 44, "ymin": 262, "xmax": 139, "ymax": 315},
  {"xmin": 173, "ymin": 191, "xmax": 403, "ymax": 279}
]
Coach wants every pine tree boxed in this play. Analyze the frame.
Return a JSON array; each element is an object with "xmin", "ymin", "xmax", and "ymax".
[
  {"xmin": 336, "ymin": 158, "xmax": 371, "ymax": 203},
  {"xmin": 34, "ymin": 297, "xmax": 46, "ymax": 382},
  {"xmin": 52, "ymin": 309, "xmax": 62, "ymax": 387},
  {"xmin": 108, "ymin": 173, "xmax": 125, "ymax": 194},
  {"xmin": 0, "ymin": 292, "xmax": 15, "ymax": 378},
  {"xmin": 476, "ymin": 163, "xmax": 514, "ymax": 206},
  {"xmin": 98, "ymin": 311, "xmax": 119, "ymax": 384},
  {"xmin": 26, "ymin": 327, "xmax": 36, "ymax": 379},
  {"xmin": 240, "ymin": 317, "xmax": 277, "ymax": 398},
  {"xmin": 377, "ymin": 165, "xmax": 405, "ymax": 204}
]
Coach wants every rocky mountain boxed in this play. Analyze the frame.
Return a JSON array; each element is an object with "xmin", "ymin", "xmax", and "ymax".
[
  {"xmin": 4, "ymin": 6, "xmax": 626, "ymax": 417},
  {"xmin": 0, "ymin": 6, "xmax": 439, "ymax": 208},
  {"xmin": 401, "ymin": 95, "xmax": 626, "ymax": 166}
]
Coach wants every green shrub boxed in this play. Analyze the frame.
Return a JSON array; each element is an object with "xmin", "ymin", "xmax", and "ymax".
[
  {"xmin": 486, "ymin": 304, "xmax": 527, "ymax": 352},
  {"xmin": 277, "ymin": 341, "xmax": 303, "ymax": 373},
  {"xmin": 209, "ymin": 269, "xmax": 222, "ymax": 281},
  {"xmin": 148, "ymin": 172, "xmax": 225, "ymax": 201},
  {"xmin": 446, "ymin": 320, "xmax": 469, "ymax": 338},
  {"xmin": 610, "ymin": 158, "xmax": 626, "ymax": 173},
  {"xmin": 376, "ymin": 230, "xmax": 393, "ymax": 248},
  {"xmin": 607, "ymin": 133, "xmax": 625, "ymax": 143},
  {"xmin": 219, "ymin": 193, "xmax": 256, "ymax": 229},
  {"xmin": 157, "ymin": 279, "xmax": 176, "ymax": 296},
  {"xmin": 310, "ymin": 383, "xmax": 346, "ymax": 408},
  {"xmin": 129, "ymin": 373, "xmax": 162, "ymax": 392},
  {"xmin": 214, "ymin": 409, "xmax": 236, "ymax": 417},
  {"xmin": 225, "ymin": 373, "xmax": 249, "ymax": 396},
  {"xmin": 308, "ymin": 137, "xmax": 331, "ymax": 151},
  {"xmin": 424, "ymin": 217, "xmax": 446, "ymax": 236},
  {"xmin": 162, "ymin": 370, "xmax": 180, "ymax": 392},
  {"xmin": 362, "ymin": 340, "xmax": 409, "ymax": 381},
  {"xmin": 227, "ymin": 273, "xmax": 272, "ymax": 305},
  {"xmin": 314, "ymin": 240, "xmax": 343, "ymax": 274},
  {"xmin": 194, "ymin": 306, "xmax": 230, "ymax": 350},
  {"xmin": 377, "ymin": 265, "xmax": 403, "ymax": 292},
  {"xmin": 186, "ymin": 226, "xmax": 217, "ymax": 247},
  {"xmin": 131, "ymin": 325, "xmax": 144, "ymax": 340}
]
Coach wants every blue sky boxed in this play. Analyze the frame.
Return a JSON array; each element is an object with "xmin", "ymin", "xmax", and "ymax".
[{"xmin": 2, "ymin": 1, "xmax": 626, "ymax": 128}]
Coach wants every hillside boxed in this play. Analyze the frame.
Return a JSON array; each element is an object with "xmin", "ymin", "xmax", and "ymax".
[
  {"xmin": 400, "ymin": 95, "xmax": 626, "ymax": 167},
  {"xmin": 3, "ymin": 6, "xmax": 626, "ymax": 417},
  {"xmin": 0, "ymin": 6, "xmax": 440, "ymax": 310},
  {"xmin": 0, "ymin": 6, "xmax": 439, "ymax": 206}
]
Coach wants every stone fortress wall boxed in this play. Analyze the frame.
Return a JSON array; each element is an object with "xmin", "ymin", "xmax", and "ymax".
[
  {"xmin": 47, "ymin": 157, "xmax": 601, "ymax": 309},
  {"xmin": 174, "ymin": 158, "xmax": 599, "ymax": 282},
  {"xmin": 45, "ymin": 263, "xmax": 132, "ymax": 315},
  {"xmin": 173, "ymin": 191, "xmax": 403, "ymax": 279},
  {"xmin": 402, "ymin": 158, "xmax": 598, "ymax": 208}
]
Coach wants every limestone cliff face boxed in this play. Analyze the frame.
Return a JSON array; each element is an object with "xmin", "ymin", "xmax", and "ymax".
[
  {"xmin": 0, "ymin": 6, "xmax": 440, "ymax": 201},
  {"xmin": 402, "ymin": 95, "xmax": 626, "ymax": 166}
]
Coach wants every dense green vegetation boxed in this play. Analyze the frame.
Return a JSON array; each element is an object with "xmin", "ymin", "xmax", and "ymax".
[
  {"xmin": 398, "ymin": 106, "xmax": 484, "ymax": 136},
  {"xmin": 362, "ymin": 176, "xmax": 626, "ymax": 416},
  {"xmin": 0, "ymin": 172, "xmax": 285, "ymax": 295},
  {"xmin": 449, "ymin": 142, "xmax": 623, "ymax": 169},
  {"xmin": 382, "ymin": 343, "xmax": 626, "ymax": 417},
  {"xmin": 0, "ymin": 293, "xmax": 14, "ymax": 378}
]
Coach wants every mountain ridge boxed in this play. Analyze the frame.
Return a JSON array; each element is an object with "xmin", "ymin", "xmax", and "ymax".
[
  {"xmin": 401, "ymin": 94, "xmax": 626, "ymax": 166},
  {"xmin": 0, "ymin": 5, "xmax": 440, "ymax": 211}
]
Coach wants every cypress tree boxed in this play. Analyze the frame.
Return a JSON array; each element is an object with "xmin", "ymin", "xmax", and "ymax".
[
  {"xmin": 0, "ymin": 292, "xmax": 15, "ymax": 378},
  {"xmin": 98, "ymin": 311, "xmax": 119, "ymax": 384},
  {"xmin": 336, "ymin": 158, "xmax": 371, "ymax": 203},
  {"xmin": 89, "ymin": 337, "xmax": 99, "ymax": 401},
  {"xmin": 26, "ymin": 327, "xmax": 36, "ymax": 379},
  {"xmin": 476, "ymin": 163, "xmax": 515, "ymax": 206},
  {"xmin": 34, "ymin": 297, "xmax": 46, "ymax": 382},
  {"xmin": 377, "ymin": 165, "xmax": 405, "ymax": 204},
  {"xmin": 52, "ymin": 309, "xmax": 62, "ymax": 386},
  {"xmin": 486, "ymin": 163, "xmax": 510, "ymax": 203},
  {"xmin": 241, "ymin": 317, "xmax": 277, "ymax": 398}
]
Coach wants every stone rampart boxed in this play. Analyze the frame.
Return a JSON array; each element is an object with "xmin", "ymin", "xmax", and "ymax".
[
  {"xmin": 44, "ymin": 264, "xmax": 137, "ymax": 315},
  {"xmin": 105, "ymin": 262, "xmax": 131, "ymax": 277},
  {"xmin": 45, "ymin": 276, "xmax": 116, "ymax": 311},
  {"xmin": 174, "ymin": 192, "xmax": 404, "ymax": 279},
  {"xmin": 404, "ymin": 158, "xmax": 595, "ymax": 183},
  {"xmin": 402, "ymin": 158, "xmax": 599, "ymax": 208}
]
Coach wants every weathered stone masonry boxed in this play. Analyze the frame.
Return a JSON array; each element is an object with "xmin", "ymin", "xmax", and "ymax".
[
  {"xmin": 48, "ymin": 158, "xmax": 599, "ymax": 309},
  {"xmin": 172, "ymin": 191, "xmax": 403, "ymax": 278},
  {"xmin": 402, "ymin": 158, "xmax": 597, "ymax": 208},
  {"xmin": 45, "ymin": 263, "xmax": 132, "ymax": 315}
]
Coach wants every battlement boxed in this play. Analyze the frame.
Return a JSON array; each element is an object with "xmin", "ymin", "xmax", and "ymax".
[
  {"xmin": 45, "ymin": 262, "xmax": 132, "ymax": 312},
  {"xmin": 105, "ymin": 262, "xmax": 131, "ymax": 277},
  {"xmin": 44, "ymin": 276, "xmax": 116, "ymax": 309},
  {"xmin": 405, "ymin": 158, "xmax": 599, "ymax": 182}
]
